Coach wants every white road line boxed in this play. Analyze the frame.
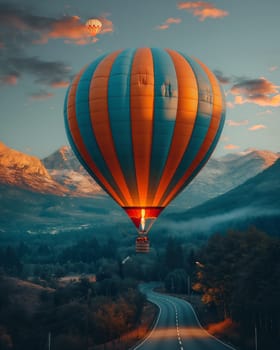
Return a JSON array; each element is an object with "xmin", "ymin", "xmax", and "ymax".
[
  {"xmin": 131, "ymin": 300, "xmax": 162, "ymax": 350},
  {"xmin": 175, "ymin": 298, "xmax": 236, "ymax": 350}
]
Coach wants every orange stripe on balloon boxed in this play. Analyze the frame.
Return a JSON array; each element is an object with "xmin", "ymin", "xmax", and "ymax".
[
  {"xmin": 152, "ymin": 49, "xmax": 199, "ymax": 207},
  {"xmin": 67, "ymin": 68, "xmax": 124, "ymax": 207},
  {"xmin": 130, "ymin": 48, "xmax": 154, "ymax": 207},
  {"xmin": 161, "ymin": 58, "xmax": 224, "ymax": 207},
  {"xmin": 89, "ymin": 50, "xmax": 133, "ymax": 206}
]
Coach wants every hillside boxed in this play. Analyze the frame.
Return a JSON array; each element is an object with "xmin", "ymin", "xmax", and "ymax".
[
  {"xmin": 0, "ymin": 142, "xmax": 67, "ymax": 195},
  {"xmin": 163, "ymin": 159, "xmax": 280, "ymax": 235},
  {"xmin": 173, "ymin": 148, "xmax": 280, "ymax": 210},
  {"xmin": 0, "ymin": 141, "xmax": 279, "ymax": 236},
  {"xmin": 0, "ymin": 184, "xmax": 124, "ymax": 235},
  {"xmin": 43, "ymin": 146, "xmax": 103, "ymax": 197}
]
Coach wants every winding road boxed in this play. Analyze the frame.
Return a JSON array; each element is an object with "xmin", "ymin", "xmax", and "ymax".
[{"xmin": 132, "ymin": 284, "xmax": 236, "ymax": 350}]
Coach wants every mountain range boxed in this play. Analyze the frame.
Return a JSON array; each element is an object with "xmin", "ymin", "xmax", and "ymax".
[
  {"xmin": 0, "ymin": 142, "xmax": 67, "ymax": 195},
  {"xmin": 0, "ymin": 141, "xmax": 279, "ymax": 235},
  {"xmin": 162, "ymin": 158, "xmax": 280, "ymax": 236}
]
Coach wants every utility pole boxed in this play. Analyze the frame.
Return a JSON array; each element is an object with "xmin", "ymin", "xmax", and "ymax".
[
  {"xmin": 254, "ymin": 324, "xmax": 258, "ymax": 350},
  {"xmin": 48, "ymin": 332, "xmax": 51, "ymax": 350},
  {"xmin": 86, "ymin": 288, "xmax": 92, "ymax": 350}
]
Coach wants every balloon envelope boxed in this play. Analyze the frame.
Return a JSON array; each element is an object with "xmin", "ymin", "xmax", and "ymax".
[
  {"xmin": 64, "ymin": 48, "xmax": 226, "ymax": 233},
  {"xmin": 85, "ymin": 18, "xmax": 102, "ymax": 35}
]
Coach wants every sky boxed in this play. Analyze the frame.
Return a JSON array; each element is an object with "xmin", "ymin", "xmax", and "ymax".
[{"xmin": 0, "ymin": 0, "xmax": 279, "ymax": 159}]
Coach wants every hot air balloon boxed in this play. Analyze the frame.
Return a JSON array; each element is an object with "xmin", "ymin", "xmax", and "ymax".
[
  {"xmin": 85, "ymin": 18, "xmax": 102, "ymax": 36},
  {"xmin": 64, "ymin": 48, "xmax": 226, "ymax": 253}
]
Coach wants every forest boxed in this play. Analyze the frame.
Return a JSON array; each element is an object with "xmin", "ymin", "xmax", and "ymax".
[{"xmin": 0, "ymin": 225, "xmax": 279, "ymax": 350}]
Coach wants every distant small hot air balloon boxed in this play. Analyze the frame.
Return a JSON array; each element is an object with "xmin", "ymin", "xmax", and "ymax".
[
  {"xmin": 85, "ymin": 18, "xmax": 102, "ymax": 36},
  {"xmin": 64, "ymin": 48, "xmax": 226, "ymax": 253}
]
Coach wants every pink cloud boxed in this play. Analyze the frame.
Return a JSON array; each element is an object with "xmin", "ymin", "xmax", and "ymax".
[
  {"xmin": 156, "ymin": 17, "xmax": 181, "ymax": 30},
  {"xmin": 177, "ymin": 1, "xmax": 229, "ymax": 21},
  {"xmin": 36, "ymin": 16, "xmax": 90, "ymax": 45},
  {"xmin": 51, "ymin": 81, "xmax": 70, "ymax": 88},
  {"xmin": 224, "ymin": 144, "xmax": 240, "ymax": 150},
  {"xmin": 98, "ymin": 16, "xmax": 114, "ymax": 34},
  {"xmin": 269, "ymin": 66, "xmax": 278, "ymax": 72},
  {"xmin": 231, "ymin": 77, "xmax": 278, "ymax": 95},
  {"xmin": 156, "ymin": 24, "xmax": 169, "ymax": 30},
  {"xmin": 248, "ymin": 124, "xmax": 267, "ymax": 131},
  {"xmin": 166, "ymin": 17, "xmax": 182, "ymax": 24},
  {"xmin": 227, "ymin": 119, "xmax": 249, "ymax": 127},
  {"xmin": 35, "ymin": 16, "xmax": 113, "ymax": 45},
  {"xmin": 0, "ymin": 74, "xmax": 18, "ymax": 85},
  {"xmin": 234, "ymin": 94, "xmax": 280, "ymax": 107},
  {"xmin": 226, "ymin": 101, "xmax": 234, "ymax": 109},
  {"xmin": 30, "ymin": 91, "xmax": 54, "ymax": 100},
  {"xmin": 0, "ymin": 5, "xmax": 113, "ymax": 48},
  {"xmin": 231, "ymin": 77, "xmax": 280, "ymax": 107}
]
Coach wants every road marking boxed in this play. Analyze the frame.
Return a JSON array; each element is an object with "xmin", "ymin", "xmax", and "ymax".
[
  {"xmin": 131, "ymin": 298, "xmax": 162, "ymax": 350},
  {"xmin": 179, "ymin": 299, "xmax": 236, "ymax": 350},
  {"xmin": 169, "ymin": 300, "xmax": 184, "ymax": 349}
]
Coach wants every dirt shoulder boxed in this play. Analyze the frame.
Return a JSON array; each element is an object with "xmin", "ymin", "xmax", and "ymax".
[{"xmin": 91, "ymin": 301, "xmax": 158, "ymax": 350}]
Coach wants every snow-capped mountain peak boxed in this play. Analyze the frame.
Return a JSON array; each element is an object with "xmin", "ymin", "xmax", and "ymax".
[
  {"xmin": 42, "ymin": 146, "xmax": 103, "ymax": 197},
  {"xmin": 0, "ymin": 142, "xmax": 68, "ymax": 194},
  {"xmin": 0, "ymin": 141, "xmax": 279, "ymax": 202}
]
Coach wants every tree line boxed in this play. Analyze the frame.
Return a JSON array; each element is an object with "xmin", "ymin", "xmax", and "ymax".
[
  {"xmin": 0, "ymin": 226, "xmax": 279, "ymax": 349},
  {"xmin": 193, "ymin": 227, "xmax": 280, "ymax": 350}
]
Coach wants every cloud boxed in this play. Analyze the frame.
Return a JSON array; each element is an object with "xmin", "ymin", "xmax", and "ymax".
[
  {"xmin": 166, "ymin": 17, "xmax": 182, "ymax": 24},
  {"xmin": 226, "ymin": 101, "xmax": 234, "ymax": 109},
  {"xmin": 156, "ymin": 17, "xmax": 181, "ymax": 30},
  {"xmin": 231, "ymin": 77, "xmax": 280, "ymax": 106},
  {"xmin": 232, "ymin": 77, "xmax": 278, "ymax": 95},
  {"xmin": 50, "ymin": 81, "xmax": 70, "ymax": 88},
  {"xmin": 0, "ymin": 55, "xmax": 72, "ymax": 87},
  {"xmin": 99, "ymin": 16, "xmax": 114, "ymax": 34},
  {"xmin": 220, "ymin": 136, "xmax": 229, "ymax": 142},
  {"xmin": 257, "ymin": 110, "xmax": 272, "ymax": 116},
  {"xmin": 0, "ymin": 3, "xmax": 86, "ymax": 89},
  {"xmin": 36, "ymin": 16, "xmax": 90, "ymax": 45},
  {"xmin": 248, "ymin": 124, "xmax": 267, "ymax": 131},
  {"xmin": 0, "ymin": 73, "xmax": 19, "ymax": 85},
  {"xmin": 160, "ymin": 206, "xmax": 280, "ymax": 236},
  {"xmin": 11, "ymin": 56, "xmax": 71, "ymax": 86},
  {"xmin": 38, "ymin": 15, "xmax": 113, "ymax": 45},
  {"xmin": 0, "ymin": 3, "xmax": 54, "ymax": 32},
  {"xmin": 177, "ymin": 1, "xmax": 229, "ymax": 21},
  {"xmin": 213, "ymin": 70, "xmax": 231, "ymax": 84},
  {"xmin": 227, "ymin": 120, "xmax": 249, "ymax": 127},
  {"xmin": 29, "ymin": 90, "xmax": 54, "ymax": 100},
  {"xmin": 224, "ymin": 144, "xmax": 240, "ymax": 150},
  {"xmin": 269, "ymin": 66, "xmax": 278, "ymax": 72},
  {"xmin": 0, "ymin": 3, "xmax": 112, "ymax": 47}
]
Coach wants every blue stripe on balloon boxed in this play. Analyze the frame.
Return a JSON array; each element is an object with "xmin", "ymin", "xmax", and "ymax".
[
  {"xmin": 169, "ymin": 106, "xmax": 226, "ymax": 203},
  {"xmin": 159, "ymin": 53, "xmax": 214, "ymax": 206},
  {"xmin": 64, "ymin": 86, "xmax": 81, "ymax": 164},
  {"xmin": 147, "ymin": 47, "xmax": 178, "ymax": 201},
  {"xmin": 64, "ymin": 86, "xmax": 104, "ymax": 190},
  {"xmin": 107, "ymin": 48, "xmax": 140, "ymax": 204},
  {"xmin": 75, "ymin": 54, "xmax": 128, "ymax": 205},
  {"xmin": 182, "ymin": 86, "xmax": 226, "ymax": 188}
]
